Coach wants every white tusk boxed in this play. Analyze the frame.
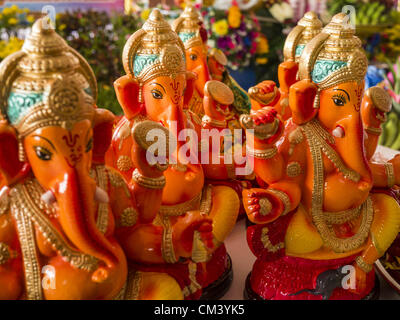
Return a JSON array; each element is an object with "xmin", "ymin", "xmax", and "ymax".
[
  {"xmin": 95, "ymin": 187, "xmax": 109, "ymax": 203},
  {"xmin": 332, "ymin": 126, "xmax": 345, "ymax": 138},
  {"xmin": 41, "ymin": 190, "xmax": 56, "ymax": 205},
  {"xmin": 0, "ymin": 186, "xmax": 9, "ymax": 201}
]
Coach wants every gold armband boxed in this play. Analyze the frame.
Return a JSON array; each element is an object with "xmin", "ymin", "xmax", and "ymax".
[
  {"xmin": 356, "ymin": 256, "xmax": 373, "ymax": 273},
  {"xmin": 268, "ymin": 188, "xmax": 291, "ymax": 215},
  {"xmin": 132, "ymin": 169, "xmax": 166, "ymax": 189},
  {"xmin": 201, "ymin": 115, "xmax": 226, "ymax": 128},
  {"xmin": 0, "ymin": 243, "xmax": 10, "ymax": 265},
  {"xmin": 246, "ymin": 146, "xmax": 277, "ymax": 159},
  {"xmin": 384, "ymin": 162, "xmax": 395, "ymax": 188}
]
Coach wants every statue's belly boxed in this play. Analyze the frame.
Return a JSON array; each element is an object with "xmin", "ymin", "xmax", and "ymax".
[
  {"xmin": 322, "ymin": 173, "xmax": 370, "ymax": 212},
  {"xmin": 162, "ymin": 164, "xmax": 204, "ymax": 205}
]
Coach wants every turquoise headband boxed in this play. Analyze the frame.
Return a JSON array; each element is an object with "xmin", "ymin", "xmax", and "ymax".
[{"xmin": 311, "ymin": 60, "xmax": 348, "ymax": 84}]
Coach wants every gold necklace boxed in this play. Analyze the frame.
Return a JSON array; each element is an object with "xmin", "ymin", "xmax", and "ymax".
[{"xmin": 301, "ymin": 120, "xmax": 373, "ymax": 253}]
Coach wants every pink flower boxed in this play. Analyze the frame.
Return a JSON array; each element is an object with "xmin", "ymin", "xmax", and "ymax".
[
  {"xmin": 388, "ymin": 88, "xmax": 400, "ymax": 104},
  {"xmin": 210, "ymin": 17, "xmax": 216, "ymax": 24}
]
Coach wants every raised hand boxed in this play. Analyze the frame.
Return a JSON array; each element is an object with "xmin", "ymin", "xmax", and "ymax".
[
  {"xmin": 248, "ymin": 80, "xmax": 280, "ymax": 108},
  {"xmin": 240, "ymin": 107, "xmax": 283, "ymax": 145},
  {"xmin": 242, "ymin": 188, "xmax": 284, "ymax": 224}
]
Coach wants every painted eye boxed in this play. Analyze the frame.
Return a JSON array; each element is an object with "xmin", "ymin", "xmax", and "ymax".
[
  {"xmin": 86, "ymin": 138, "xmax": 93, "ymax": 153},
  {"xmin": 151, "ymin": 89, "xmax": 163, "ymax": 99},
  {"xmin": 34, "ymin": 146, "xmax": 52, "ymax": 161},
  {"xmin": 332, "ymin": 95, "xmax": 345, "ymax": 107},
  {"xmin": 190, "ymin": 54, "xmax": 197, "ymax": 61}
]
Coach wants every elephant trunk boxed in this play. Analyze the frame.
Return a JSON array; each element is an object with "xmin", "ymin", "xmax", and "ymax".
[
  {"xmin": 334, "ymin": 115, "xmax": 372, "ymax": 187},
  {"xmin": 54, "ymin": 170, "xmax": 117, "ymax": 270}
]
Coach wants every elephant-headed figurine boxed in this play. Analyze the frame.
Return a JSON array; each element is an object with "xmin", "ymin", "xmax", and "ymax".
[
  {"xmin": 248, "ymin": 11, "xmax": 322, "ymax": 121},
  {"xmin": 106, "ymin": 9, "xmax": 240, "ymax": 300},
  {"xmin": 241, "ymin": 13, "xmax": 400, "ymax": 300},
  {"xmin": 0, "ymin": 18, "xmax": 130, "ymax": 300},
  {"xmin": 0, "ymin": 18, "xmax": 181, "ymax": 300},
  {"xmin": 172, "ymin": 4, "xmax": 251, "ymax": 124}
]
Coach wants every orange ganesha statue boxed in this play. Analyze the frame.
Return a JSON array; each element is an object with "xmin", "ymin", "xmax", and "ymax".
[
  {"xmin": 172, "ymin": 4, "xmax": 251, "ymax": 125},
  {"xmin": 105, "ymin": 9, "xmax": 240, "ymax": 300},
  {"xmin": 248, "ymin": 11, "xmax": 323, "ymax": 121},
  {"xmin": 0, "ymin": 18, "xmax": 192, "ymax": 300},
  {"xmin": 241, "ymin": 13, "xmax": 400, "ymax": 300}
]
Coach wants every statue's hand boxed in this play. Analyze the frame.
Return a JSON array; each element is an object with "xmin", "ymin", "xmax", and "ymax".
[
  {"xmin": 131, "ymin": 121, "xmax": 170, "ymax": 178},
  {"xmin": 248, "ymin": 80, "xmax": 280, "ymax": 107},
  {"xmin": 173, "ymin": 211, "xmax": 214, "ymax": 258},
  {"xmin": 240, "ymin": 107, "xmax": 283, "ymax": 144},
  {"xmin": 243, "ymin": 188, "xmax": 283, "ymax": 223},
  {"xmin": 131, "ymin": 137, "xmax": 166, "ymax": 178}
]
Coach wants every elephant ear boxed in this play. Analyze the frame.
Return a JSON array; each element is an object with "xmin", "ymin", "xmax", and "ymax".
[
  {"xmin": 114, "ymin": 75, "xmax": 141, "ymax": 120},
  {"xmin": 92, "ymin": 108, "xmax": 115, "ymax": 164},
  {"xmin": 0, "ymin": 121, "xmax": 29, "ymax": 186},
  {"xmin": 278, "ymin": 60, "xmax": 299, "ymax": 93},
  {"xmin": 289, "ymin": 79, "xmax": 318, "ymax": 125}
]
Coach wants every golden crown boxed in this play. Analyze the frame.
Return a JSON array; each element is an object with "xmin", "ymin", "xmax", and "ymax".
[
  {"xmin": 298, "ymin": 13, "xmax": 368, "ymax": 90},
  {"xmin": 172, "ymin": 4, "xmax": 204, "ymax": 49},
  {"xmin": 0, "ymin": 18, "xmax": 97, "ymax": 137},
  {"xmin": 123, "ymin": 9, "xmax": 186, "ymax": 86},
  {"xmin": 283, "ymin": 11, "xmax": 323, "ymax": 62}
]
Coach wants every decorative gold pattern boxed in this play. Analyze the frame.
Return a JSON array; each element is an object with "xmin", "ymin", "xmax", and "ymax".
[
  {"xmin": 367, "ymin": 86, "xmax": 392, "ymax": 113},
  {"xmin": 302, "ymin": 120, "xmax": 360, "ymax": 182},
  {"xmin": 286, "ymin": 161, "xmax": 302, "ymax": 177},
  {"xmin": 132, "ymin": 169, "xmax": 166, "ymax": 189},
  {"xmin": 209, "ymin": 48, "xmax": 228, "ymax": 66},
  {"xmin": 323, "ymin": 206, "xmax": 362, "ymax": 225},
  {"xmin": 384, "ymin": 162, "xmax": 395, "ymax": 188},
  {"xmin": 188, "ymin": 89, "xmax": 203, "ymax": 116},
  {"xmin": 117, "ymin": 155, "xmax": 133, "ymax": 172},
  {"xmin": 10, "ymin": 190, "xmax": 43, "ymax": 300},
  {"xmin": 205, "ymin": 80, "xmax": 234, "ymax": 105},
  {"xmin": 301, "ymin": 120, "xmax": 373, "ymax": 253},
  {"xmin": 259, "ymin": 198, "xmax": 272, "ymax": 216},
  {"xmin": 200, "ymin": 185, "xmax": 213, "ymax": 216},
  {"xmin": 201, "ymin": 115, "xmax": 226, "ymax": 128},
  {"xmin": 192, "ymin": 230, "xmax": 210, "ymax": 263},
  {"xmin": 356, "ymin": 256, "xmax": 373, "ymax": 273},
  {"xmin": 172, "ymin": 4, "xmax": 203, "ymax": 50},
  {"xmin": 160, "ymin": 193, "xmax": 201, "ymax": 217},
  {"xmin": 95, "ymin": 165, "xmax": 109, "ymax": 235},
  {"xmin": 182, "ymin": 262, "xmax": 202, "ymax": 297},
  {"xmin": 246, "ymin": 146, "xmax": 278, "ymax": 159},
  {"xmin": 161, "ymin": 216, "xmax": 177, "ymax": 264},
  {"xmin": 0, "ymin": 19, "xmax": 97, "ymax": 137},
  {"xmin": 0, "ymin": 242, "xmax": 10, "ymax": 265},
  {"xmin": 298, "ymin": 13, "xmax": 367, "ymax": 93},
  {"xmin": 132, "ymin": 120, "xmax": 174, "ymax": 157},
  {"xmin": 123, "ymin": 9, "xmax": 186, "ymax": 85},
  {"xmin": 124, "ymin": 269, "xmax": 142, "ymax": 300},
  {"xmin": 261, "ymin": 227, "xmax": 284, "ymax": 253},
  {"xmin": 10, "ymin": 179, "xmax": 99, "ymax": 273},
  {"xmin": 119, "ymin": 207, "xmax": 138, "ymax": 227},
  {"xmin": 283, "ymin": 11, "xmax": 322, "ymax": 62},
  {"xmin": 365, "ymin": 126, "xmax": 382, "ymax": 135},
  {"xmin": 268, "ymin": 189, "xmax": 291, "ymax": 216},
  {"xmin": 107, "ymin": 168, "xmax": 131, "ymax": 198}
]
